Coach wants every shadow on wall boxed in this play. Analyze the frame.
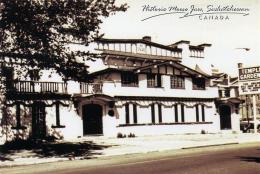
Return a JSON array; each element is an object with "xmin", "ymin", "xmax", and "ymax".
[
  {"xmin": 0, "ymin": 104, "xmax": 32, "ymax": 142},
  {"xmin": 0, "ymin": 138, "xmax": 112, "ymax": 162},
  {"xmin": 1, "ymin": 105, "xmax": 64, "ymax": 142},
  {"xmin": 0, "ymin": 105, "xmax": 17, "ymax": 142}
]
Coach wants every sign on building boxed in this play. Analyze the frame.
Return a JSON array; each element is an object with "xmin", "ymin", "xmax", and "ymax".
[{"xmin": 238, "ymin": 66, "xmax": 260, "ymax": 95}]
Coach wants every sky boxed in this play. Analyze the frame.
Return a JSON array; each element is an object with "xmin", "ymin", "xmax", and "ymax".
[{"xmin": 99, "ymin": 0, "xmax": 260, "ymax": 76}]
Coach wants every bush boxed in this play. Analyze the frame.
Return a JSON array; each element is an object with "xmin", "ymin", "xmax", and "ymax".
[
  {"xmin": 201, "ymin": 130, "xmax": 206, "ymax": 134},
  {"xmin": 128, "ymin": 133, "xmax": 136, "ymax": 138}
]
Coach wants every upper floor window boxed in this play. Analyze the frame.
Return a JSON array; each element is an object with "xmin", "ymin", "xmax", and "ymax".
[
  {"xmin": 192, "ymin": 77, "xmax": 205, "ymax": 90},
  {"xmin": 171, "ymin": 76, "xmax": 185, "ymax": 89},
  {"xmin": 2, "ymin": 67, "xmax": 14, "ymax": 89},
  {"xmin": 147, "ymin": 74, "xmax": 162, "ymax": 88},
  {"xmin": 28, "ymin": 69, "xmax": 40, "ymax": 81},
  {"xmin": 121, "ymin": 72, "xmax": 138, "ymax": 87},
  {"xmin": 2, "ymin": 67, "xmax": 14, "ymax": 79},
  {"xmin": 218, "ymin": 89, "xmax": 231, "ymax": 98},
  {"xmin": 224, "ymin": 89, "xmax": 230, "ymax": 97}
]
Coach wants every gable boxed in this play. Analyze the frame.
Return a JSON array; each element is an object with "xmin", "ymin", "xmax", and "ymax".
[{"xmin": 135, "ymin": 61, "xmax": 210, "ymax": 78}]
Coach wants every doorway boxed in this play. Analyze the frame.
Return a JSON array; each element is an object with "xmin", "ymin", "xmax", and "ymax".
[
  {"xmin": 82, "ymin": 104, "xmax": 103, "ymax": 135},
  {"xmin": 32, "ymin": 102, "xmax": 46, "ymax": 138},
  {"xmin": 219, "ymin": 105, "xmax": 232, "ymax": 130}
]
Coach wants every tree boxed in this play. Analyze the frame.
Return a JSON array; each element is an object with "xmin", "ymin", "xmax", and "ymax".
[
  {"xmin": 0, "ymin": 0, "xmax": 127, "ymax": 141},
  {"xmin": 0, "ymin": 0, "xmax": 127, "ymax": 80}
]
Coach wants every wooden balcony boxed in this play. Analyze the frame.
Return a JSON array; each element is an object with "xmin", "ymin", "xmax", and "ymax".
[
  {"xmin": 80, "ymin": 82, "xmax": 103, "ymax": 94},
  {"xmin": 8, "ymin": 80, "xmax": 68, "ymax": 94}
]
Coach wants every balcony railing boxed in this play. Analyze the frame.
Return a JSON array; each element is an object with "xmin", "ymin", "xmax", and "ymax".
[
  {"xmin": 80, "ymin": 82, "xmax": 103, "ymax": 94},
  {"xmin": 8, "ymin": 81, "xmax": 68, "ymax": 94}
]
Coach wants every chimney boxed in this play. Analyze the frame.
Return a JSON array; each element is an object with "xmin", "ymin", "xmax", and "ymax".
[{"xmin": 142, "ymin": 36, "xmax": 151, "ymax": 42}]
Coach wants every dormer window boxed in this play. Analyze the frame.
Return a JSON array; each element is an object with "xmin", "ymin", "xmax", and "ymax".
[
  {"xmin": 121, "ymin": 71, "xmax": 138, "ymax": 87},
  {"xmin": 192, "ymin": 77, "xmax": 205, "ymax": 90},
  {"xmin": 147, "ymin": 74, "xmax": 162, "ymax": 88}
]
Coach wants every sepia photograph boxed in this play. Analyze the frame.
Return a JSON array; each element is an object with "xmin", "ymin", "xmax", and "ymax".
[{"xmin": 0, "ymin": 0, "xmax": 260, "ymax": 173}]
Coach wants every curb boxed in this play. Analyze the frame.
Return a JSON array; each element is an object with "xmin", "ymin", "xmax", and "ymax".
[
  {"xmin": 181, "ymin": 142, "xmax": 239, "ymax": 149},
  {"xmin": 1, "ymin": 140, "xmax": 259, "ymax": 168}
]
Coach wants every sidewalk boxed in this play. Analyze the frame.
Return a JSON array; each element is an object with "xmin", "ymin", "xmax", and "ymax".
[{"xmin": 1, "ymin": 133, "xmax": 260, "ymax": 167}]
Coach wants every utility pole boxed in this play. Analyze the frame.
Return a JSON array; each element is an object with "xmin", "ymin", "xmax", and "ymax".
[{"xmin": 253, "ymin": 95, "xmax": 257, "ymax": 133}]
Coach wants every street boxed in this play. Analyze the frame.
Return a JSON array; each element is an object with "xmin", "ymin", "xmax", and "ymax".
[{"xmin": 1, "ymin": 143, "xmax": 260, "ymax": 174}]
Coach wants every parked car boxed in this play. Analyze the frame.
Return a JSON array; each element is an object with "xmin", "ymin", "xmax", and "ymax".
[{"xmin": 240, "ymin": 118, "xmax": 260, "ymax": 133}]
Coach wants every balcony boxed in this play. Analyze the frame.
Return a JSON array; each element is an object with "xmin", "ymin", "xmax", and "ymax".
[
  {"xmin": 80, "ymin": 82, "xmax": 103, "ymax": 94},
  {"xmin": 7, "ymin": 80, "xmax": 68, "ymax": 94}
]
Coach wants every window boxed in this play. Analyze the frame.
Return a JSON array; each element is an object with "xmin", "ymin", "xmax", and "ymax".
[
  {"xmin": 171, "ymin": 76, "xmax": 185, "ymax": 89},
  {"xmin": 147, "ymin": 74, "xmax": 162, "ymax": 88},
  {"xmin": 125, "ymin": 103, "xmax": 130, "ymax": 124},
  {"xmin": 181, "ymin": 104, "xmax": 185, "ymax": 122},
  {"xmin": 195, "ymin": 104, "xmax": 206, "ymax": 122},
  {"xmin": 16, "ymin": 104, "xmax": 21, "ymax": 127},
  {"xmin": 174, "ymin": 104, "xmax": 178, "ymax": 122},
  {"xmin": 55, "ymin": 102, "xmax": 61, "ymax": 126},
  {"xmin": 2, "ymin": 67, "xmax": 14, "ymax": 89},
  {"xmin": 224, "ymin": 89, "xmax": 230, "ymax": 97},
  {"xmin": 201, "ymin": 105, "xmax": 205, "ymax": 122},
  {"xmin": 219, "ymin": 89, "xmax": 231, "ymax": 98},
  {"xmin": 195, "ymin": 105, "xmax": 199, "ymax": 122},
  {"xmin": 133, "ymin": 104, "xmax": 138, "ymax": 124},
  {"xmin": 192, "ymin": 78, "xmax": 205, "ymax": 90},
  {"xmin": 28, "ymin": 69, "xmax": 40, "ymax": 81},
  {"xmin": 121, "ymin": 72, "xmax": 138, "ymax": 87},
  {"xmin": 158, "ymin": 104, "xmax": 162, "ymax": 123},
  {"xmin": 52, "ymin": 102, "xmax": 65, "ymax": 128},
  {"xmin": 174, "ymin": 104, "xmax": 184, "ymax": 123},
  {"xmin": 218, "ymin": 90, "xmax": 223, "ymax": 98},
  {"xmin": 151, "ymin": 104, "xmax": 155, "ymax": 123}
]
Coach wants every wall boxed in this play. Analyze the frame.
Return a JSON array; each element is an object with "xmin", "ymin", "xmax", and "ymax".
[
  {"xmin": 230, "ymin": 105, "xmax": 240, "ymax": 132},
  {"xmin": 0, "ymin": 100, "xmax": 83, "ymax": 144},
  {"xmin": 47, "ymin": 103, "xmax": 83, "ymax": 140},
  {"xmin": 111, "ymin": 100, "xmax": 220, "ymax": 137},
  {"xmin": 177, "ymin": 42, "xmax": 212, "ymax": 75},
  {"xmin": 116, "ymin": 124, "xmax": 218, "ymax": 137},
  {"xmin": 101, "ymin": 72, "xmax": 218, "ymax": 98},
  {"xmin": 97, "ymin": 42, "xmax": 182, "ymax": 58}
]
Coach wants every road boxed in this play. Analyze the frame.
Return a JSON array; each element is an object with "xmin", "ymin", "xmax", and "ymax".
[{"xmin": 1, "ymin": 143, "xmax": 260, "ymax": 174}]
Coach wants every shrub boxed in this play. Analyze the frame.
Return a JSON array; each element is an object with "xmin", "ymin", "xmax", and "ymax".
[
  {"xmin": 201, "ymin": 130, "xmax": 206, "ymax": 134},
  {"xmin": 128, "ymin": 133, "xmax": 136, "ymax": 138},
  {"xmin": 117, "ymin": 132, "xmax": 123, "ymax": 138}
]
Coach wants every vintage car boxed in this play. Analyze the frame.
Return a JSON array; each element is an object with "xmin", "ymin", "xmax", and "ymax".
[{"xmin": 240, "ymin": 118, "xmax": 260, "ymax": 133}]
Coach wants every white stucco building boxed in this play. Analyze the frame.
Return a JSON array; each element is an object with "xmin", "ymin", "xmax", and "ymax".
[{"xmin": 0, "ymin": 36, "xmax": 242, "ymax": 143}]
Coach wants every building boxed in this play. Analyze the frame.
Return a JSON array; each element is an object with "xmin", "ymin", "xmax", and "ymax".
[
  {"xmin": 211, "ymin": 72, "xmax": 242, "ymax": 131},
  {"xmin": 0, "ymin": 36, "xmax": 241, "ymax": 143},
  {"xmin": 240, "ymin": 95, "xmax": 260, "ymax": 120}
]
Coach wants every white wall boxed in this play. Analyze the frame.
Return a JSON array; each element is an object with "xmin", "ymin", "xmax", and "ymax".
[
  {"xmin": 116, "ymin": 123, "xmax": 218, "ymax": 136},
  {"xmin": 111, "ymin": 100, "xmax": 220, "ymax": 137},
  {"xmin": 49, "ymin": 104, "xmax": 83, "ymax": 140},
  {"xmin": 101, "ymin": 72, "xmax": 218, "ymax": 98},
  {"xmin": 231, "ymin": 112, "xmax": 240, "ymax": 132}
]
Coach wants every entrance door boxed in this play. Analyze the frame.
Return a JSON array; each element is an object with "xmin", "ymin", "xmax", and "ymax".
[
  {"xmin": 219, "ymin": 105, "xmax": 232, "ymax": 130},
  {"xmin": 83, "ymin": 104, "xmax": 103, "ymax": 135},
  {"xmin": 32, "ymin": 102, "xmax": 46, "ymax": 138}
]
